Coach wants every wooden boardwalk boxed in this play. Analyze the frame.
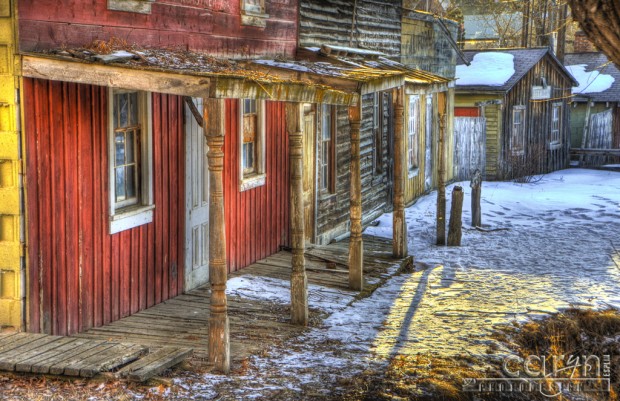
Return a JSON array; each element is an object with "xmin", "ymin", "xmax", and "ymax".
[
  {"xmin": 1, "ymin": 235, "xmax": 410, "ymax": 378},
  {"xmin": 0, "ymin": 332, "xmax": 191, "ymax": 381}
]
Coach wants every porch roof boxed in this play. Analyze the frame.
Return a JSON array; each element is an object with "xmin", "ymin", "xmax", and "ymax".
[{"xmin": 21, "ymin": 44, "xmax": 449, "ymax": 104}]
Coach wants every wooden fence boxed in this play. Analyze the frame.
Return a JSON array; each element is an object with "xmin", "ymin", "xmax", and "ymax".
[{"xmin": 453, "ymin": 117, "xmax": 486, "ymax": 181}]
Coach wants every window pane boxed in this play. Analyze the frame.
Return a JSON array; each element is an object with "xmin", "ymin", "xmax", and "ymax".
[
  {"xmin": 129, "ymin": 92, "xmax": 138, "ymax": 126},
  {"xmin": 119, "ymin": 93, "xmax": 129, "ymax": 127},
  {"xmin": 115, "ymin": 167, "xmax": 126, "ymax": 202},
  {"xmin": 126, "ymin": 130, "xmax": 135, "ymax": 163},
  {"xmin": 115, "ymin": 132, "xmax": 125, "ymax": 166},
  {"xmin": 322, "ymin": 105, "xmax": 331, "ymax": 140},
  {"xmin": 321, "ymin": 165, "xmax": 328, "ymax": 190},
  {"xmin": 243, "ymin": 142, "xmax": 255, "ymax": 171},
  {"xmin": 126, "ymin": 166, "xmax": 136, "ymax": 199}
]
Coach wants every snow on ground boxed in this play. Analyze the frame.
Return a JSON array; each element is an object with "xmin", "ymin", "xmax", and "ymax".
[
  {"xmin": 455, "ymin": 52, "xmax": 515, "ymax": 86},
  {"xmin": 182, "ymin": 168, "xmax": 620, "ymax": 399},
  {"xmin": 566, "ymin": 64, "xmax": 615, "ymax": 94}
]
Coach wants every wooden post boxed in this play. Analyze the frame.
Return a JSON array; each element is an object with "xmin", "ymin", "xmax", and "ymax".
[
  {"xmin": 348, "ymin": 103, "xmax": 363, "ymax": 291},
  {"xmin": 285, "ymin": 103, "xmax": 308, "ymax": 326},
  {"xmin": 204, "ymin": 98, "xmax": 230, "ymax": 373},
  {"xmin": 392, "ymin": 88, "xmax": 408, "ymax": 258},
  {"xmin": 470, "ymin": 169, "xmax": 482, "ymax": 227},
  {"xmin": 580, "ymin": 100, "xmax": 592, "ymax": 165},
  {"xmin": 436, "ymin": 93, "xmax": 447, "ymax": 246},
  {"xmin": 447, "ymin": 186, "xmax": 463, "ymax": 246}
]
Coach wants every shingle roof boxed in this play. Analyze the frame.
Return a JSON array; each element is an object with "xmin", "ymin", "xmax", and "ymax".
[
  {"xmin": 456, "ymin": 47, "xmax": 576, "ymax": 92},
  {"xmin": 564, "ymin": 52, "xmax": 620, "ymax": 103}
]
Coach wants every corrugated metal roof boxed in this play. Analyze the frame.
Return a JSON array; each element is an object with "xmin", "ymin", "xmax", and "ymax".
[{"xmin": 564, "ymin": 52, "xmax": 620, "ymax": 103}]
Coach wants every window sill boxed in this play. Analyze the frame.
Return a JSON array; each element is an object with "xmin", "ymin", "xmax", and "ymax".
[
  {"xmin": 511, "ymin": 150, "xmax": 525, "ymax": 157},
  {"xmin": 548, "ymin": 141, "xmax": 562, "ymax": 150},
  {"xmin": 408, "ymin": 167, "xmax": 420, "ymax": 179},
  {"xmin": 319, "ymin": 192, "xmax": 337, "ymax": 202},
  {"xmin": 110, "ymin": 204, "xmax": 155, "ymax": 234},
  {"xmin": 241, "ymin": 10, "xmax": 270, "ymax": 27},
  {"xmin": 240, "ymin": 174, "xmax": 266, "ymax": 192}
]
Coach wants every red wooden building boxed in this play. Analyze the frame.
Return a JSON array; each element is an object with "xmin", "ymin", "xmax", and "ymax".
[{"xmin": 11, "ymin": 0, "xmax": 448, "ymax": 372}]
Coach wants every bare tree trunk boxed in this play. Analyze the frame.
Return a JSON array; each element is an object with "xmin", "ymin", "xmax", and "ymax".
[
  {"xmin": 569, "ymin": 0, "xmax": 620, "ymax": 67},
  {"xmin": 447, "ymin": 186, "xmax": 463, "ymax": 247}
]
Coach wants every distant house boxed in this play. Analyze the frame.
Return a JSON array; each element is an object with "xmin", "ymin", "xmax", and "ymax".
[
  {"xmin": 564, "ymin": 52, "xmax": 620, "ymax": 165},
  {"xmin": 454, "ymin": 48, "xmax": 577, "ymax": 181}
]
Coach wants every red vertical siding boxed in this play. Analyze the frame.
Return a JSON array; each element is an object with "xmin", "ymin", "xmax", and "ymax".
[
  {"xmin": 24, "ymin": 78, "xmax": 185, "ymax": 336},
  {"xmin": 224, "ymin": 100, "xmax": 290, "ymax": 273}
]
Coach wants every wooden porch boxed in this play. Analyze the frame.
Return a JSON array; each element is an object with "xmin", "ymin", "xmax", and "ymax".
[{"xmin": 0, "ymin": 235, "xmax": 411, "ymax": 380}]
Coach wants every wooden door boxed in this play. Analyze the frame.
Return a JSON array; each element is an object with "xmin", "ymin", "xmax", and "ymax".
[
  {"xmin": 302, "ymin": 108, "xmax": 316, "ymax": 243},
  {"xmin": 185, "ymin": 98, "xmax": 210, "ymax": 290}
]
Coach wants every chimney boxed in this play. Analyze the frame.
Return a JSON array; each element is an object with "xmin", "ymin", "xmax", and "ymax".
[{"xmin": 574, "ymin": 31, "xmax": 596, "ymax": 53}]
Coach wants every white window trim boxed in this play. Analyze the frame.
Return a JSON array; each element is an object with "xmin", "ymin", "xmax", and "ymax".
[
  {"xmin": 407, "ymin": 95, "xmax": 420, "ymax": 178},
  {"xmin": 511, "ymin": 105, "xmax": 526, "ymax": 156},
  {"xmin": 549, "ymin": 102, "xmax": 562, "ymax": 150},
  {"xmin": 240, "ymin": 0, "xmax": 269, "ymax": 27},
  {"xmin": 239, "ymin": 99, "xmax": 266, "ymax": 192},
  {"xmin": 108, "ymin": 89, "xmax": 154, "ymax": 234}
]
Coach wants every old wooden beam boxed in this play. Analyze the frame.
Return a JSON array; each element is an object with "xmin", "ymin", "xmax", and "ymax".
[
  {"xmin": 447, "ymin": 186, "xmax": 464, "ymax": 246},
  {"xmin": 285, "ymin": 102, "xmax": 308, "ymax": 326},
  {"xmin": 436, "ymin": 93, "xmax": 447, "ymax": 246},
  {"xmin": 348, "ymin": 102, "xmax": 364, "ymax": 291},
  {"xmin": 470, "ymin": 169, "xmax": 482, "ymax": 228},
  {"xmin": 204, "ymin": 98, "xmax": 230, "ymax": 374},
  {"xmin": 392, "ymin": 87, "xmax": 407, "ymax": 258},
  {"xmin": 22, "ymin": 55, "xmax": 211, "ymax": 98}
]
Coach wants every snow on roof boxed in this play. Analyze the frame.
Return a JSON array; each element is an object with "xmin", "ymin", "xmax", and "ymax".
[
  {"xmin": 455, "ymin": 52, "xmax": 515, "ymax": 86},
  {"xmin": 565, "ymin": 64, "xmax": 615, "ymax": 94}
]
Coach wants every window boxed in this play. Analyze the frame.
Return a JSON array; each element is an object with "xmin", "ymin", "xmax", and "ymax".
[
  {"xmin": 407, "ymin": 95, "xmax": 420, "ymax": 176},
  {"xmin": 239, "ymin": 99, "xmax": 266, "ymax": 191},
  {"xmin": 108, "ymin": 89, "xmax": 154, "ymax": 234},
  {"xmin": 241, "ymin": 0, "xmax": 268, "ymax": 27},
  {"xmin": 550, "ymin": 103, "xmax": 562, "ymax": 148},
  {"xmin": 511, "ymin": 106, "xmax": 526, "ymax": 155},
  {"xmin": 108, "ymin": 0, "xmax": 156, "ymax": 14},
  {"xmin": 373, "ymin": 93, "xmax": 383, "ymax": 174},
  {"xmin": 319, "ymin": 104, "xmax": 336, "ymax": 194}
]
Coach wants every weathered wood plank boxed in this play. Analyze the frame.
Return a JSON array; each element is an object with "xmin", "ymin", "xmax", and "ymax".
[
  {"xmin": 49, "ymin": 342, "xmax": 113, "ymax": 375},
  {"xmin": 0, "ymin": 336, "xmax": 64, "ymax": 371},
  {"xmin": 118, "ymin": 347, "xmax": 193, "ymax": 382},
  {"xmin": 15, "ymin": 337, "xmax": 83, "ymax": 373}
]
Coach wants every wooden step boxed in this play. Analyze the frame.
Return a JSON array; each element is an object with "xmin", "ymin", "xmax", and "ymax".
[{"xmin": 117, "ymin": 346, "xmax": 193, "ymax": 382}]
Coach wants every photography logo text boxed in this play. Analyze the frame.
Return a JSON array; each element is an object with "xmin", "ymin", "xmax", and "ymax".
[{"xmin": 463, "ymin": 354, "xmax": 611, "ymax": 398}]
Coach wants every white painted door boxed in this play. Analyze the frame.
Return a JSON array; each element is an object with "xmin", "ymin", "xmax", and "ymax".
[{"xmin": 185, "ymin": 97, "xmax": 210, "ymax": 290}]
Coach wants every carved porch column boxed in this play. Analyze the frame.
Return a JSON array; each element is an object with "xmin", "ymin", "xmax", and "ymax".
[
  {"xmin": 285, "ymin": 102, "xmax": 308, "ymax": 326},
  {"xmin": 436, "ymin": 92, "xmax": 447, "ymax": 246},
  {"xmin": 393, "ymin": 87, "xmax": 408, "ymax": 258},
  {"xmin": 348, "ymin": 103, "xmax": 363, "ymax": 291},
  {"xmin": 204, "ymin": 98, "xmax": 230, "ymax": 373}
]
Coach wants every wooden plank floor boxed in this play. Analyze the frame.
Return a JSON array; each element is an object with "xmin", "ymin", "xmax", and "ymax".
[
  {"xmin": 0, "ymin": 332, "xmax": 190, "ymax": 381},
  {"xmin": 74, "ymin": 235, "xmax": 411, "ymax": 362}
]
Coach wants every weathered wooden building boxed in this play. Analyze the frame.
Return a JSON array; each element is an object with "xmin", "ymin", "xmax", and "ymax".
[
  {"xmin": 2, "ymin": 0, "xmax": 451, "ymax": 373},
  {"xmin": 455, "ymin": 48, "xmax": 577, "ymax": 181},
  {"xmin": 298, "ymin": 0, "xmax": 457, "ymax": 243},
  {"xmin": 564, "ymin": 51, "xmax": 620, "ymax": 166}
]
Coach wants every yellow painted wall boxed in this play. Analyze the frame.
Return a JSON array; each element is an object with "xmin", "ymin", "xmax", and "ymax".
[{"xmin": 0, "ymin": 0, "xmax": 22, "ymax": 331}]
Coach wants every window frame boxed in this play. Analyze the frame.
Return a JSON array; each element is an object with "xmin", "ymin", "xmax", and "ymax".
[
  {"xmin": 550, "ymin": 102, "xmax": 562, "ymax": 149},
  {"xmin": 108, "ymin": 88, "xmax": 154, "ymax": 234},
  {"xmin": 372, "ymin": 92, "xmax": 383, "ymax": 175},
  {"xmin": 319, "ymin": 104, "xmax": 336, "ymax": 195},
  {"xmin": 239, "ymin": 98, "xmax": 266, "ymax": 192},
  {"xmin": 511, "ymin": 105, "xmax": 526, "ymax": 156},
  {"xmin": 240, "ymin": 0, "xmax": 269, "ymax": 27},
  {"xmin": 407, "ymin": 94, "xmax": 420, "ymax": 177}
]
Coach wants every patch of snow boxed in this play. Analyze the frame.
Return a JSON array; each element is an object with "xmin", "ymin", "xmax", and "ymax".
[
  {"xmin": 566, "ymin": 64, "xmax": 615, "ymax": 94},
  {"xmin": 456, "ymin": 52, "xmax": 515, "ymax": 86}
]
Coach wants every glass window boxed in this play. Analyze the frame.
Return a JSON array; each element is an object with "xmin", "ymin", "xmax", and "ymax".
[
  {"xmin": 551, "ymin": 103, "xmax": 562, "ymax": 144},
  {"xmin": 242, "ymin": 99, "xmax": 258, "ymax": 175},
  {"xmin": 408, "ymin": 95, "xmax": 420, "ymax": 171},
  {"xmin": 511, "ymin": 106, "xmax": 526, "ymax": 154},
  {"xmin": 113, "ymin": 92, "xmax": 141, "ymax": 208},
  {"xmin": 320, "ymin": 104, "xmax": 335, "ymax": 193}
]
